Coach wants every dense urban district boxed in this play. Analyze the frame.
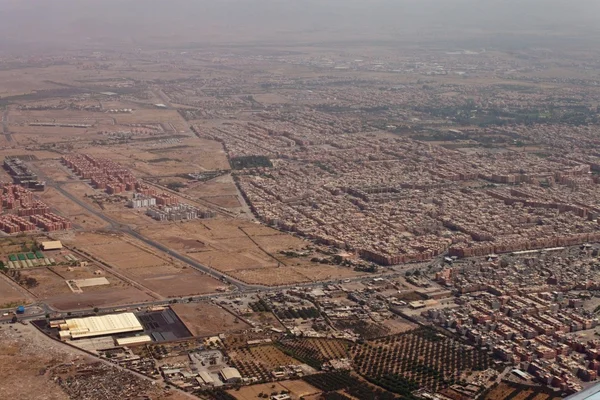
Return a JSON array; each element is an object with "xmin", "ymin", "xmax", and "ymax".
[{"xmin": 1, "ymin": 42, "xmax": 600, "ymax": 400}]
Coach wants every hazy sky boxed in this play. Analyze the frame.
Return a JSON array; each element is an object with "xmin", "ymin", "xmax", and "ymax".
[{"xmin": 0, "ymin": 0, "xmax": 598, "ymax": 50}]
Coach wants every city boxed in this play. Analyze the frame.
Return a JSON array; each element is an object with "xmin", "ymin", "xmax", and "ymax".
[{"xmin": 0, "ymin": 1, "xmax": 600, "ymax": 400}]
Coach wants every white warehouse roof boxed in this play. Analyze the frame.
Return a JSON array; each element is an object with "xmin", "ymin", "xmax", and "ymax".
[
  {"xmin": 41, "ymin": 240, "xmax": 63, "ymax": 250},
  {"xmin": 116, "ymin": 334, "xmax": 152, "ymax": 346},
  {"xmin": 220, "ymin": 367, "xmax": 242, "ymax": 382},
  {"xmin": 198, "ymin": 371, "xmax": 215, "ymax": 384},
  {"xmin": 63, "ymin": 313, "xmax": 143, "ymax": 339}
]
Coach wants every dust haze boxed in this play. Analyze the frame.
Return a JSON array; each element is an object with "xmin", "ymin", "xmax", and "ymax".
[{"xmin": 0, "ymin": 0, "xmax": 599, "ymax": 50}]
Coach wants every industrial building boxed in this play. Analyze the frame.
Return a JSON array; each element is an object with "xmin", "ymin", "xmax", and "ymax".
[
  {"xmin": 115, "ymin": 335, "xmax": 152, "ymax": 346},
  {"xmin": 40, "ymin": 240, "xmax": 63, "ymax": 250},
  {"xmin": 59, "ymin": 313, "xmax": 144, "ymax": 340},
  {"xmin": 197, "ymin": 371, "xmax": 215, "ymax": 386},
  {"xmin": 220, "ymin": 367, "xmax": 242, "ymax": 383}
]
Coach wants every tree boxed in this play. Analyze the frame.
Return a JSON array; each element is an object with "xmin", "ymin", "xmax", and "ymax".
[
  {"xmin": 11, "ymin": 315, "xmax": 17, "ymax": 324},
  {"xmin": 93, "ymin": 307, "xmax": 100, "ymax": 314},
  {"xmin": 24, "ymin": 277, "xmax": 39, "ymax": 288}
]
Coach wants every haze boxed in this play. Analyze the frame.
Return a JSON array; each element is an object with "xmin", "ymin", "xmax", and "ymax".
[{"xmin": 1, "ymin": 0, "xmax": 599, "ymax": 50}]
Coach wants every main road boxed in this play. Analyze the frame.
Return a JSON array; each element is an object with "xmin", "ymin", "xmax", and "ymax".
[
  {"xmin": 23, "ymin": 163, "xmax": 413, "ymax": 316},
  {"xmin": 52, "ymin": 181, "xmax": 258, "ymax": 291},
  {"xmin": 27, "ymin": 160, "xmax": 258, "ymax": 291}
]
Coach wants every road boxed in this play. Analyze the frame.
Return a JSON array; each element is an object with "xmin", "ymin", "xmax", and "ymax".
[
  {"xmin": 28, "ymin": 160, "xmax": 254, "ymax": 290},
  {"xmin": 48, "ymin": 178, "xmax": 256, "ymax": 291},
  {"xmin": 11, "ymin": 160, "xmax": 424, "ymax": 318},
  {"xmin": 2, "ymin": 110, "xmax": 12, "ymax": 142},
  {"xmin": 19, "ymin": 323, "xmax": 199, "ymax": 400},
  {"xmin": 48, "ymin": 179, "xmax": 400, "ymax": 294}
]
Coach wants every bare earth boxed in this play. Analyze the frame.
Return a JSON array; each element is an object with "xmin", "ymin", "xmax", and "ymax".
[{"xmin": 171, "ymin": 302, "xmax": 251, "ymax": 337}]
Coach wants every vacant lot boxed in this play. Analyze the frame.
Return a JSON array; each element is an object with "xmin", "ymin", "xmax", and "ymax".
[
  {"xmin": 0, "ymin": 277, "xmax": 30, "ymax": 307},
  {"xmin": 31, "ymin": 159, "xmax": 73, "ymax": 182},
  {"xmin": 381, "ymin": 316, "xmax": 418, "ymax": 334},
  {"xmin": 46, "ymin": 286, "xmax": 153, "ymax": 311},
  {"xmin": 65, "ymin": 232, "xmax": 228, "ymax": 298},
  {"xmin": 39, "ymin": 187, "xmax": 108, "ymax": 230},
  {"xmin": 16, "ymin": 268, "xmax": 72, "ymax": 298},
  {"xmin": 182, "ymin": 175, "xmax": 242, "ymax": 209},
  {"xmin": 76, "ymin": 137, "xmax": 229, "ymax": 177},
  {"xmin": 0, "ymin": 324, "xmax": 73, "ymax": 400},
  {"xmin": 139, "ymin": 219, "xmax": 362, "ymax": 285},
  {"xmin": 7, "ymin": 265, "xmax": 151, "ymax": 310},
  {"xmin": 171, "ymin": 302, "xmax": 249, "ymax": 337},
  {"xmin": 227, "ymin": 380, "xmax": 321, "ymax": 400},
  {"xmin": 12, "ymin": 126, "xmax": 93, "ymax": 146}
]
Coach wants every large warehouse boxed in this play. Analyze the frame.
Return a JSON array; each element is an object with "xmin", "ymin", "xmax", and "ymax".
[{"xmin": 59, "ymin": 313, "xmax": 144, "ymax": 340}]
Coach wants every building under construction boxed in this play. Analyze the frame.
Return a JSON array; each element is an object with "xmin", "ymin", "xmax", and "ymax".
[
  {"xmin": 146, "ymin": 203, "xmax": 216, "ymax": 221},
  {"xmin": 3, "ymin": 157, "xmax": 45, "ymax": 191}
]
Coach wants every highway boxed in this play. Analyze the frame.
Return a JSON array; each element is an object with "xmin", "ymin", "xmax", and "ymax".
[
  {"xmin": 49, "ymin": 180, "xmax": 407, "ymax": 294},
  {"xmin": 27, "ymin": 158, "xmax": 256, "ymax": 291},
  {"xmin": 10, "ymin": 267, "xmax": 405, "ymax": 322},
  {"xmin": 7, "ymin": 162, "xmax": 420, "ymax": 320},
  {"xmin": 48, "ymin": 179, "xmax": 257, "ymax": 291}
]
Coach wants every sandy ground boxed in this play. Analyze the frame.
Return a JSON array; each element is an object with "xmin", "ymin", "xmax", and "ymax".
[
  {"xmin": 39, "ymin": 187, "xmax": 108, "ymax": 230},
  {"xmin": 139, "ymin": 219, "xmax": 363, "ymax": 285},
  {"xmin": 0, "ymin": 322, "xmax": 195, "ymax": 400},
  {"xmin": 171, "ymin": 302, "xmax": 250, "ymax": 337},
  {"xmin": 32, "ymin": 159, "xmax": 73, "ymax": 182},
  {"xmin": 65, "ymin": 232, "xmax": 228, "ymax": 298},
  {"xmin": 228, "ymin": 380, "xmax": 321, "ymax": 400},
  {"xmin": 0, "ymin": 275, "xmax": 31, "ymax": 306},
  {"xmin": 0, "ymin": 323, "xmax": 80, "ymax": 400},
  {"xmin": 46, "ymin": 287, "xmax": 154, "ymax": 311},
  {"xmin": 182, "ymin": 174, "xmax": 242, "ymax": 209},
  {"xmin": 75, "ymin": 137, "xmax": 229, "ymax": 177}
]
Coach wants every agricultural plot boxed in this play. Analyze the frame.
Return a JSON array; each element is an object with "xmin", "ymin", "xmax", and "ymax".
[
  {"xmin": 195, "ymin": 389, "xmax": 237, "ymax": 400},
  {"xmin": 249, "ymin": 296, "xmax": 319, "ymax": 323},
  {"xmin": 228, "ymin": 344, "xmax": 301, "ymax": 381},
  {"xmin": 482, "ymin": 382, "xmax": 561, "ymax": 400},
  {"xmin": 321, "ymin": 393, "xmax": 353, "ymax": 400},
  {"xmin": 349, "ymin": 327, "xmax": 495, "ymax": 398},
  {"xmin": 303, "ymin": 372, "xmax": 398, "ymax": 400},
  {"xmin": 276, "ymin": 338, "xmax": 350, "ymax": 369},
  {"xmin": 0, "ymin": 237, "xmax": 45, "ymax": 262},
  {"xmin": 227, "ymin": 380, "xmax": 321, "ymax": 400}
]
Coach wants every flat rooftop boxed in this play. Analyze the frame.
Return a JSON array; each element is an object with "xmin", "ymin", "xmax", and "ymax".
[{"xmin": 63, "ymin": 313, "xmax": 143, "ymax": 340}]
